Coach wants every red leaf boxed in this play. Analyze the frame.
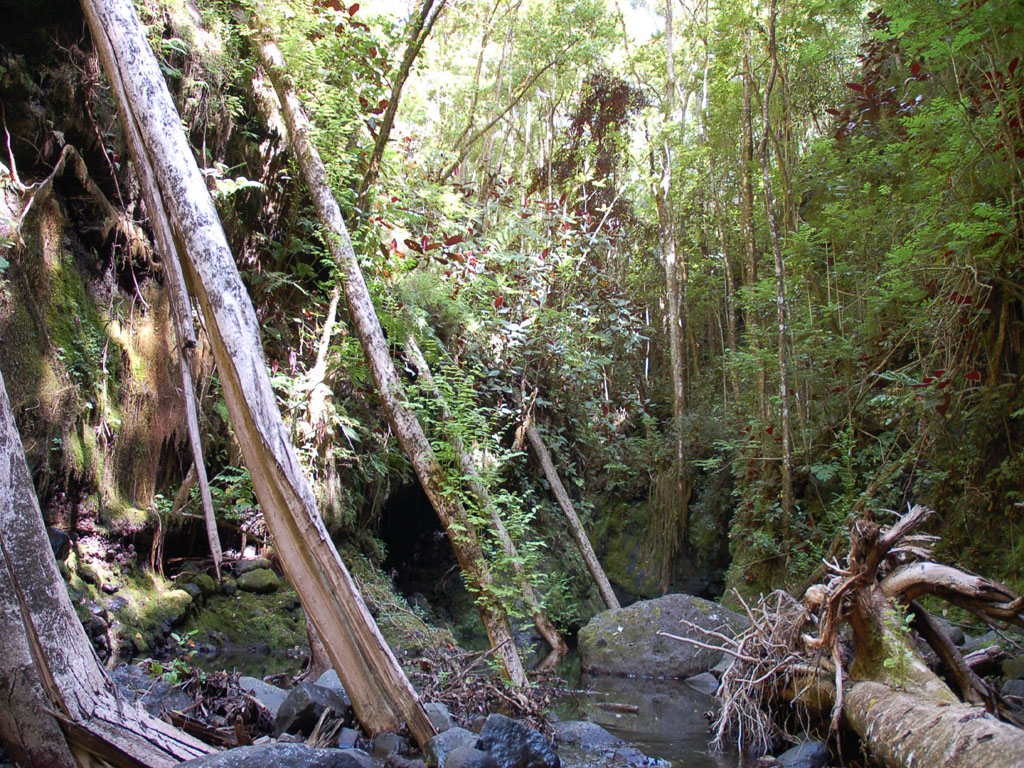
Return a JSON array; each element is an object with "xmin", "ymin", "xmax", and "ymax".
[
  {"xmin": 936, "ymin": 392, "xmax": 951, "ymax": 416},
  {"xmin": 348, "ymin": 2, "xmax": 359, "ymax": 14},
  {"xmin": 766, "ymin": 426, "xmax": 774, "ymax": 435},
  {"xmin": 845, "ymin": 82, "xmax": 865, "ymax": 92},
  {"xmin": 369, "ymin": 46, "xmax": 378, "ymax": 58},
  {"xmin": 824, "ymin": 108, "xmax": 841, "ymax": 116},
  {"xmin": 493, "ymin": 296, "xmax": 504, "ymax": 309},
  {"xmin": 932, "ymin": 369, "xmax": 946, "ymax": 378},
  {"xmin": 389, "ymin": 238, "xmax": 398, "ymax": 251},
  {"xmin": 1010, "ymin": 57, "xmax": 1020, "ymax": 76},
  {"xmin": 404, "ymin": 238, "xmax": 422, "ymax": 253},
  {"xmin": 444, "ymin": 234, "xmax": 465, "ymax": 246},
  {"xmin": 424, "ymin": 242, "xmax": 442, "ymax": 252},
  {"xmin": 910, "ymin": 61, "xmax": 922, "ymax": 77},
  {"xmin": 541, "ymin": 247, "xmax": 549, "ymax": 259},
  {"xmin": 965, "ymin": 371, "xmax": 982, "ymax": 382}
]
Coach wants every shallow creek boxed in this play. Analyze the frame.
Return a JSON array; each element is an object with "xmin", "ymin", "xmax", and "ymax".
[{"xmin": 556, "ymin": 672, "xmax": 750, "ymax": 768}]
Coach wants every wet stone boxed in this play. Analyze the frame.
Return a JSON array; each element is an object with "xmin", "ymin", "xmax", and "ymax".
[
  {"xmin": 444, "ymin": 747, "xmax": 499, "ymax": 768},
  {"xmin": 372, "ymin": 731, "xmax": 408, "ymax": 758},
  {"xmin": 552, "ymin": 721, "xmax": 624, "ymax": 749},
  {"xmin": 478, "ymin": 714, "xmax": 559, "ymax": 768},
  {"xmin": 776, "ymin": 741, "xmax": 829, "ymax": 768},
  {"xmin": 47, "ymin": 527, "xmax": 71, "ymax": 561},
  {"xmin": 238, "ymin": 676, "xmax": 288, "ymax": 719},
  {"xmin": 424, "ymin": 727, "xmax": 480, "ymax": 767}
]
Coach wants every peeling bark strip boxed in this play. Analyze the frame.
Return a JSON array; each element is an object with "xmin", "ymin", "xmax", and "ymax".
[
  {"xmin": 78, "ymin": 0, "xmax": 435, "ymax": 744},
  {"xmin": 523, "ymin": 419, "xmax": 619, "ymax": 610},
  {"xmin": 253, "ymin": 30, "xmax": 527, "ymax": 689},
  {"xmin": 0, "ymin": 369, "xmax": 210, "ymax": 767}
]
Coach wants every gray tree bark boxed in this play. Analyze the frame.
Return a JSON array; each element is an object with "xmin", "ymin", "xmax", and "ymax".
[
  {"xmin": 79, "ymin": 0, "xmax": 436, "ymax": 745},
  {"xmin": 0, "ymin": 369, "xmax": 210, "ymax": 767}
]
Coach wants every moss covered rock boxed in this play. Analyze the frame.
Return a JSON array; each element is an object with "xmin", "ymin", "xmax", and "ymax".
[
  {"xmin": 237, "ymin": 568, "xmax": 280, "ymax": 594},
  {"xmin": 578, "ymin": 593, "xmax": 748, "ymax": 678}
]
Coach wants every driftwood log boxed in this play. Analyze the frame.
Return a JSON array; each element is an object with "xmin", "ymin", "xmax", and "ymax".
[{"xmin": 670, "ymin": 505, "xmax": 1024, "ymax": 768}]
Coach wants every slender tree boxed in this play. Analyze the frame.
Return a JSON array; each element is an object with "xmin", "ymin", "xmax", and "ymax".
[{"xmin": 757, "ymin": 0, "xmax": 794, "ymax": 528}]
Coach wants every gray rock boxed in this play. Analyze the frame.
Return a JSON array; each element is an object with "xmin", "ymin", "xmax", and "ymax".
[
  {"xmin": 336, "ymin": 749, "xmax": 374, "ymax": 768},
  {"xmin": 776, "ymin": 741, "xmax": 829, "ymax": 768},
  {"xmin": 372, "ymin": 731, "xmax": 408, "ymax": 757},
  {"xmin": 78, "ymin": 563, "xmax": 101, "ymax": 586},
  {"xmin": 337, "ymin": 727, "xmax": 360, "ymax": 749},
  {"xmin": 221, "ymin": 577, "xmax": 238, "ymax": 596},
  {"xmin": 684, "ymin": 672, "xmax": 719, "ymax": 695},
  {"xmin": 425, "ymin": 701, "xmax": 454, "ymax": 733},
  {"xmin": 315, "ymin": 669, "xmax": 352, "ymax": 707},
  {"xmin": 274, "ymin": 682, "xmax": 351, "ymax": 737},
  {"xmin": 1002, "ymin": 679, "xmax": 1024, "ymax": 698},
  {"xmin": 237, "ymin": 568, "xmax": 280, "ymax": 594},
  {"xmin": 579, "ymin": 594, "xmax": 747, "ymax": 678},
  {"xmin": 424, "ymin": 727, "xmax": 480, "ymax": 767},
  {"xmin": 177, "ymin": 743, "xmax": 372, "ymax": 767},
  {"xmin": 444, "ymin": 747, "xmax": 499, "ymax": 768},
  {"xmin": 552, "ymin": 721, "xmax": 624, "ymax": 749},
  {"xmin": 478, "ymin": 714, "xmax": 559, "ymax": 768},
  {"xmin": 711, "ymin": 655, "xmax": 733, "ymax": 677},
  {"xmin": 238, "ymin": 676, "xmax": 288, "ymax": 718},
  {"xmin": 1002, "ymin": 654, "xmax": 1024, "ymax": 681},
  {"xmin": 47, "ymin": 527, "xmax": 71, "ymax": 561},
  {"xmin": 932, "ymin": 616, "xmax": 965, "ymax": 646},
  {"xmin": 235, "ymin": 557, "xmax": 274, "ymax": 575}
]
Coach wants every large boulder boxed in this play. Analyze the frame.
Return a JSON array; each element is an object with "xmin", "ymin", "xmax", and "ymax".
[
  {"xmin": 478, "ymin": 714, "xmax": 559, "ymax": 768},
  {"xmin": 578, "ymin": 593, "xmax": 747, "ymax": 678},
  {"xmin": 178, "ymin": 743, "xmax": 370, "ymax": 768},
  {"xmin": 274, "ymin": 682, "xmax": 351, "ymax": 737}
]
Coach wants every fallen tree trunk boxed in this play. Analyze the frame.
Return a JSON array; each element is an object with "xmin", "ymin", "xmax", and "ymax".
[
  {"xmin": 674, "ymin": 506, "xmax": 1024, "ymax": 768},
  {"xmin": 79, "ymin": 0, "xmax": 436, "ymax": 745},
  {"xmin": 252, "ymin": 28, "xmax": 527, "ymax": 688}
]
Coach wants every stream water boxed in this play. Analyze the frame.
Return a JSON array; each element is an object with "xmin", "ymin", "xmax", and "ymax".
[{"xmin": 555, "ymin": 671, "xmax": 749, "ymax": 768}]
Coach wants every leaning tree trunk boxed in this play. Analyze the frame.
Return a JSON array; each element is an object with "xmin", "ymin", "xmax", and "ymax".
[
  {"xmin": 523, "ymin": 418, "xmax": 619, "ymax": 610},
  {"xmin": 0, "ymin": 369, "xmax": 211, "ymax": 768},
  {"xmin": 253, "ymin": 29, "xmax": 527, "ymax": 688},
  {"xmin": 79, "ymin": 0, "xmax": 436, "ymax": 745},
  {"xmin": 404, "ymin": 334, "xmax": 567, "ymax": 655}
]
